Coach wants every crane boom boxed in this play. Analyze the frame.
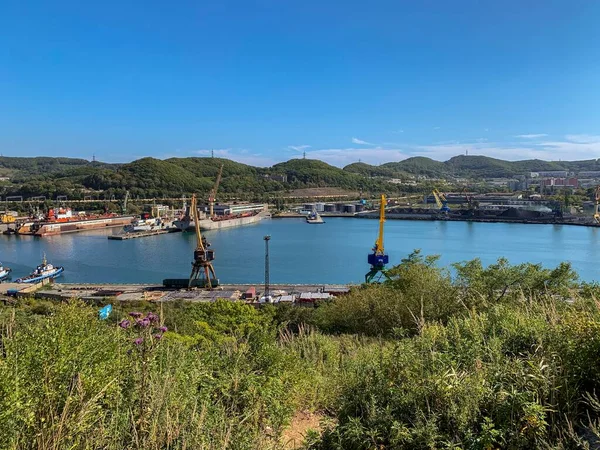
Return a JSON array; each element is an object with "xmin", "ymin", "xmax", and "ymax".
[
  {"xmin": 209, "ymin": 164, "xmax": 224, "ymax": 217},
  {"xmin": 432, "ymin": 189, "xmax": 443, "ymax": 209},
  {"xmin": 375, "ymin": 194, "xmax": 386, "ymax": 254},
  {"xmin": 594, "ymin": 186, "xmax": 600, "ymax": 224},
  {"xmin": 191, "ymin": 194, "xmax": 205, "ymax": 252}
]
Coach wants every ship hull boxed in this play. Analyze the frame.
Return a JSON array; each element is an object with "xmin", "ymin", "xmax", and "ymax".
[
  {"xmin": 17, "ymin": 267, "xmax": 64, "ymax": 284},
  {"xmin": 175, "ymin": 211, "xmax": 269, "ymax": 231},
  {"xmin": 22, "ymin": 216, "xmax": 134, "ymax": 236},
  {"xmin": 0, "ymin": 268, "xmax": 11, "ymax": 281}
]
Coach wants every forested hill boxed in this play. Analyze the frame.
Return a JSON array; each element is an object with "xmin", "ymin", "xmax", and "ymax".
[
  {"xmin": 2, "ymin": 154, "xmax": 600, "ymax": 200},
  {"xmin": 343, "ymin": 155, "xmax": 600, "ymax": 178},
  {"xmin": 0, "ymin": 156, "xmax": 389, "ymax": 199}
]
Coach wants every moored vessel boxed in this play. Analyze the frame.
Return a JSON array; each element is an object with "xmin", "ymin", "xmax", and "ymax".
[
  {"xmin": 15, "ymin": 207, "xmax": 134, "ymax": 236},
  {"xmin": 174, "ymin": 204, "xmax": 269, "ymax": 231},
  {"xmin": 16, "ymin": 256, "xmax": 64, "ymax": 284},
  {"xmin": 0, "ymin": 263, "xmax": 12, "ymax": 281},
  {"xmin": 306, "ymin": 210, "xmax": 325, "ymax": 224}
]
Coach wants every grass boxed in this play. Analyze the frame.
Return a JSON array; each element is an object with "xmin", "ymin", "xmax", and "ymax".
[{"xmin": 2, "ymin": 253, "xmax": 600, "ymax": 448}]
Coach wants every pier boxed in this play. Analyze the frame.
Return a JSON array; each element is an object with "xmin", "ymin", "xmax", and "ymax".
[{"xmin": 107, "ymin": 228, "xmax": 181, "ymax": 240}]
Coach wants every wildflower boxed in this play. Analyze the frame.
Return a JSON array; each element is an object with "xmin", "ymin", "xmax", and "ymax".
[
  {"xmin": 147, "ymin": 312, "xmax": 159, "ymax": 323},
  {"xmin": 153, "ymin": 334, "xmax": 163, "ymax": 340},
  {"xmin": 129, "ymin": 312, "xmax": 142, "ymax": 318},
  {"xmin": 118, "ymin": 319, "xmax": 131, "ymax": 329},
  {"xmin": 158, "ymin": 326, "xmax": 168, "ymax": 333},
  {"xmin": 133, "ymin": 337, "xmax": 143, "ymax": 345}
]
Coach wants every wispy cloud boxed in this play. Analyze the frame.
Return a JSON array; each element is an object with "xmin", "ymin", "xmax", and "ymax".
[
  {"xmin": 433, "ymin": 126, "xmax": 441, "ymax": 130},
  {"xmin": 515, "ymin": 134, "xmax": 548, "ymax": 139},
  {"xmin": 391, "ymin": 129, "xmax": 404, "ymax": 134},
  {"xmin": 287, "ymin": 144, "xmax": 311, "ymax": 152},
  {"xmin": 351, "ymin": 137, "xmax": 374, "ymax": 145},
  {"xmin": 565, "ymin": 134, "xmax": 600, "ymax": 144},
  {"xmin": 308, "ymin": 147, "xmax": 409, "ymax": 166}
]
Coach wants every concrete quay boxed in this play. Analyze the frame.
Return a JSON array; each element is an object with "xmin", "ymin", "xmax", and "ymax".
[{"xmin": 1, "ymin": 282, "xmax": 352, "ymax": 304}]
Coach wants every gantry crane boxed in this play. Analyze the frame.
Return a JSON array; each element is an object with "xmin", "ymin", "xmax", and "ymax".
[
  {"xmin": 365, "ymin": 194, "xmax": 391, "ymax": 283},
  {"xmin": 594, "ymin": 186, "xmax": 600, "ymax": 224},
  {"xmin": 208, "ymin": 164, "xmax": 224, "ymax": 217},
  {"xmin": 188, "ymin": 194, "xmax": 219, "ymax": 289},
  {"xmin": 432, "ymin": 188, "xmax": 451, "ymax": 212}
]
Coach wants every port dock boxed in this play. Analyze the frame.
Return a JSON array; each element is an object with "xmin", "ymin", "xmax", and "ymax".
[
  {"xmin": 1, "ymin": 282, "xmax": 351, "ymax": 304},
  {"xmin": 108, "ymin": 228, "xmax": 182, "ymax": 240}
]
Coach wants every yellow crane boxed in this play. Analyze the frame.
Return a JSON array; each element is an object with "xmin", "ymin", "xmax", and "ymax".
[
  {"xmin": 188, "ymin": 194, "xmax": 219, "ymax": 288},
  {"xmin": 365, "ymin": 194, "xmax": 391, "ymax": 283},
  {"xmin": 594, "ymin": 186, "xmax": 600, "ymax": 224},
  {"xmin": 208, "ymin": 164, "xmax": 224, "ymax": 217},
  {"xmin": 432, "ymin": 188, "xmax": 450, "ymax": 212}
]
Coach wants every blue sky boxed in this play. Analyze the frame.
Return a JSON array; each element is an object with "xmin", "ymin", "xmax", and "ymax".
[{"xmin": 1, "ymin": 0, "xmax": 599, "ymax": 167}]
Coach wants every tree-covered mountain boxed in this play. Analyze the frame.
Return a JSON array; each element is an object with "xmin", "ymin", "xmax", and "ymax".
[{"xmin": 2, "ymin": 154, "xmax": 600, "ymax": 201}]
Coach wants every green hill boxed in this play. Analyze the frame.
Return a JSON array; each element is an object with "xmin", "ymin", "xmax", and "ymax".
[{"xmin": 382, "ymin": 157, "xmax": 447, "ymax": 177}]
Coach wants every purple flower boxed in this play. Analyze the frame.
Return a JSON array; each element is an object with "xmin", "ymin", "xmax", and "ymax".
[
  {"xmin": 158, "ymin": 326, "xmax": 168, "ymax": 333},
  {"xmin": 118, "ymin": 319, "xmax": 131, "ymax": 329},
  {"xmin": 147, "ymin": 312, "xmax": 159, "ymax": 323},
  {"xmin": 133, "ymin": 337, "xmax": 143, "ymax": 345},
  {"xmin": 129, "ymin": 312, "xmax": 142, "ymax": 318},
  {"xmin": 153, "ymin": 334, "xmax": 163, "ymax": 340},
  {"xmin": 135, "ymin": 318, "xmax": 150, "ymax": 328}
]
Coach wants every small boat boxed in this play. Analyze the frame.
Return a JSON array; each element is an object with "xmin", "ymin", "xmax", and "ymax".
[
  {"xmin": 16, "ymin": 255, "xmax": 64, "ymax": 284},
  {"xmin": 306, "ymin": 210, "xmax": 325, "ymax": 224},
  {"xmin": 124, "ymin": 213, "xmax": 164, "ymax": 232},
  {"xmin": 0, "ymin": 263, "xmax": 12, "ymax": 281}
]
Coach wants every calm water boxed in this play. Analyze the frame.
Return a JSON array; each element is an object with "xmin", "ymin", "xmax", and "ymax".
[{"xmin": 1, "ymin": 218, "xmax": 600, "ymax": 284}]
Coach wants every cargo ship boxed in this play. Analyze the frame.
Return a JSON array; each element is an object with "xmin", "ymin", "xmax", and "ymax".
[
  {"xmin": 15, "ymin": 207, "xmax": 134, "ymax": 237},
  {"xmin": 174, "ymin": 203, "xmax": 269, "ymax": 231}
]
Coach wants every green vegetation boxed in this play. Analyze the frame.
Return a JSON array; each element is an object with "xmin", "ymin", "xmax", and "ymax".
[
  {"xmin": 0, "ymin": 156, "xmax": 395, "ymax": 201},
  {"xmin": 1, "ymin": 154, "xmax": 599, "ymax": 202},
  {"xmin": 3, "ymin": 253, "xmax": 600, "ymax": 448}
]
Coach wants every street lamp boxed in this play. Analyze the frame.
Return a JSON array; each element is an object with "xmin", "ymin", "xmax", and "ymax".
[{"xmin": 263, "ymin": 235, "xmax": 271, "ymax": 299}]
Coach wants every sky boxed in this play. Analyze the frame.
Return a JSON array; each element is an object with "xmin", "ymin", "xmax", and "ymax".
[{"xmin": 1, "ymin": 0, "xmax": 599, "ymax": 167}]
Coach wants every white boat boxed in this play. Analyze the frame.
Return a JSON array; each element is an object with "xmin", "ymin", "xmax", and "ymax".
[
  {"xmin": 0, "ymin": 263, "xmax": 12, "ymax": 281},
  {"xmin": 306, "ymin": 211, "xmax": 325, "ymax": 224},
  {"xmin": 124, "ymin": 216, "xmax": 164, "ymax": 232},
  {"xmin": 16, "ymin": 256, "xmax": 64, "ymax": 284}
]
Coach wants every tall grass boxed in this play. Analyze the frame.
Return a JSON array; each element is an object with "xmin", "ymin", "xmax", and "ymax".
[{"xmin": 2, "ymin": 255, "xmax": 600, "ymax": 449}]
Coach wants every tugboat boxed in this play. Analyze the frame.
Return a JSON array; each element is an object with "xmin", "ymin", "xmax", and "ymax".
[
  {"xmin": 306, "ymin": 209, "xmax": 325, "ymax": 224},
  {"xmin": 0, "ymin": 263, "xmax": 12, "ymax": 281},
  {"xmin": 16, "ymin": 255, "xmax": 64, "ymax": 284}
]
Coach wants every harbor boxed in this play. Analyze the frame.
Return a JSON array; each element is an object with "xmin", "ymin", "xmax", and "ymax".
[{"xmin": 2, "ymin": 217, "xmax": 600, "ymax": 285}]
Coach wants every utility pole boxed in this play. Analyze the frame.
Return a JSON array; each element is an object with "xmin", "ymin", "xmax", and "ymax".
[{"xmin": 264, "ymin": 235, "xmax": 271, "ymax": 298}]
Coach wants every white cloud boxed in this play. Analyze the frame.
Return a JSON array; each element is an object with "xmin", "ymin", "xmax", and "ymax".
[
  {"xmin": 351, "ymin": 137, "xmax": 374, "ymax": 145},
  {"xmin": 515, "ymin": 134, "xmax": 548, "ymax": 139},
  {"xmin": 433, "ymin": 126, "xmax": 441, "ymax": 130},
  {"xmin": 287, "ymin": 144, "xmax": 311, "ymax": 152},
  {"xmin": 307, "ymin": 147, "xmax": 409, "ymax": 166},
  {"xmin": 565, "ymin": 134, "xmax": 600, "ymax": 144},
  {"xmin": 391, "ymin": 129, "xmax": 404, "ymax": 134}
]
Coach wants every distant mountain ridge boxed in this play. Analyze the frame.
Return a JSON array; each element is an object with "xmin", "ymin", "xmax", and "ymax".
[
  {"xmin": 1, "ymin": 154, "xmax": 599, "ymax": 200},
  {"xmin": 343, "ymin": 155, "xmax": 600, "ymax": 178}
]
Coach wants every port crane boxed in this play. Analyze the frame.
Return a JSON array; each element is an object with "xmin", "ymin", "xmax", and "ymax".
[
  {"xmin": 594, "ymin": 186, "xmax": 600, "ymax": 224},
  {"xmin": 188, "ymin": 194, "xmax": 219, "ymax": 289},
  {"xmin": 432, "ymin": 189, "xmax": 451, "ymax": 212},
  {"xmin": 208, "ymin": 164, "xmax": 224, "ymax": 217},
  {"xmin": 365, "ymin": 194, "xmax": 391, "ymax": 283}
]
